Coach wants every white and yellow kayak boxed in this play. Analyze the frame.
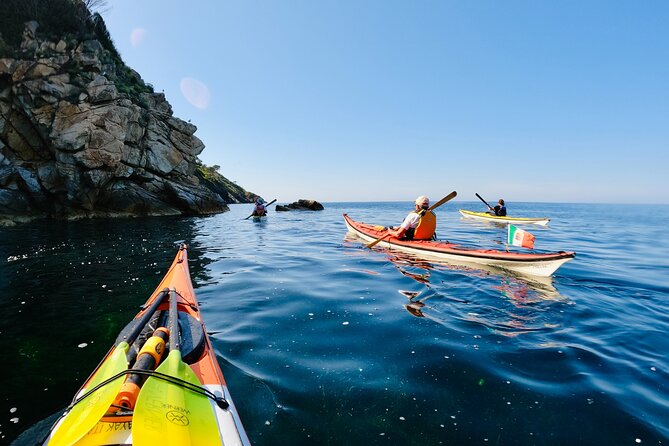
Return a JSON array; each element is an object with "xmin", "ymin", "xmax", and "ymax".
[{"xmin": 459, "ymin": 209, "xmax": 550, "ymax": 226}]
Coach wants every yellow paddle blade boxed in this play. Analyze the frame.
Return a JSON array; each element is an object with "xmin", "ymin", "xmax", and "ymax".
[
  {"xmin": 47, "ymin": 342, "xmax": 130, "ymax": 446},
  {"xmin": 133, "ymin": 350, "xmax": 222, "ymax": 446}
]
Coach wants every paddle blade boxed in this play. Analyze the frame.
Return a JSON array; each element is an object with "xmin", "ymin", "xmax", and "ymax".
[
  {"xmin": 133, "ymin": 350, "xmax": 222, "ymax": 446},
  {"xmin": 47, "ymin": 343, "xmax": 130, "ymax": 446}
]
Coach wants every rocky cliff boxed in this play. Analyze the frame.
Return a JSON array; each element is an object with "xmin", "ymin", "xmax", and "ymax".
[{"xmin": 0, "ymin": 18, "xmax": 253, "ymax": 225}]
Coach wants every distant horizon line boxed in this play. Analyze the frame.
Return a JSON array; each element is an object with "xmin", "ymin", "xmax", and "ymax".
[{"xmin": 239, "ymin": 200, "xmax": 668, "ymax": 206}]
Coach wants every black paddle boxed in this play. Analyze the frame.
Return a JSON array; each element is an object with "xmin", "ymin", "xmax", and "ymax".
[
  {"xmin": 244, "ymin": 198, "xmax": 277, "ymax": 219},
  {"xmin": 366, "ymin": 191, "xmax": 457, "ymax": 248},
  {"xmin": 475, "ymin": 193, "xmax": 494, "ymax": 211}
]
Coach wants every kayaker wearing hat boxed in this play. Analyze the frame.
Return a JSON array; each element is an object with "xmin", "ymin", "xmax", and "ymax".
[
  {"xmin": 251, "ymin": 197, "xmax": 267, "ymax": 217},
  {"xmin": 389, "ymin": 195, "xmax": 437, "ymax": 240}
]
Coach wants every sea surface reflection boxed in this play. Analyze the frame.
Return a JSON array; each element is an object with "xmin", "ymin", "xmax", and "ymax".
[{"xmin": 5, "ymin": 202, "xmax": 669, "ymax": 445}]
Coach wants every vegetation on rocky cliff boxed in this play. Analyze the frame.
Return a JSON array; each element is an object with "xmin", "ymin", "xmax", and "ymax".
[
  {"xmin": 0, "ymin": 0, "xmax": 115, "ymax": 54},
  {"xmin": 196, "ymin": 163, "xmax": 258, "ymax": 204},
  {"xmin": 0, "ymin": 0, "xmax": 255, "ymax": 225}
]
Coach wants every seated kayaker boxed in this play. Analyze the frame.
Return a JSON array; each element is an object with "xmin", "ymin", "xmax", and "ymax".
[
  {"xmin": 252, "ymin": 197, "xmax": 267, "ymax": 216},
  {"xmin": 487, "ymin": 199, "xmax": 507, "ymax": 216},
  {"xmin": 389, "ymin": 195, "xmax": 437, "ymax": 240}
]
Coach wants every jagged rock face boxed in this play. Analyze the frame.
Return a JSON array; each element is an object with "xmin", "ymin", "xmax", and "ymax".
[{"xmin": 0, "ymin": 21, "xmax": 229, "ymax": 224}]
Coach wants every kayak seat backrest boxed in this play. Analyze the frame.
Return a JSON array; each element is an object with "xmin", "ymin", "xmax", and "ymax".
[
  {"xmin": 115, "ymin": 310, "xmax": 206, "ymax": 366},
  {"xmin": 116, "ymin": 311, "xmax": 164, "ymax": 364},
  {"xmin": 178, "ymin": 311, "xmax": 206, "ymax": 364}
]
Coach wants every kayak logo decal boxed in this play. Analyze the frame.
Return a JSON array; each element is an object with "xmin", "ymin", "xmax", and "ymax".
[{"xmin": 166, "ymin": 410, "xmax": 190, "ymax": 426}]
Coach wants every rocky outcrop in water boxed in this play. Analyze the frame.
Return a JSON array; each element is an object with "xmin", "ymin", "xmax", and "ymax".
[
  {"xmin": 0, "ymin": 20, "xmax": 252, "ymax": 225},
  {"xmin": 276, "ymin": 199, "xmax": 324, "ymax": 211}
]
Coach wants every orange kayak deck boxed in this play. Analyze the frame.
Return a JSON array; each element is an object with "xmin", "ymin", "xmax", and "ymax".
[{"xmin": 43, "ymin": 245, "xmax": 250, "ymax": 446}]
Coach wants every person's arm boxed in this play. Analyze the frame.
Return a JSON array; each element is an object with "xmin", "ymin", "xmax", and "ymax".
[
  {"xmin": 390, "ymin": 213, "xmax": 416, "ymax": 238},
  {"xmin": 390, "ymin": 226, "xmax": 406, "ymax": 238}
]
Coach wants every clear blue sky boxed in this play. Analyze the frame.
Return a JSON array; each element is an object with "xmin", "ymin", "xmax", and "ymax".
[{"xmin": 102, "ymin": 1, "xmax": 668, "ymax": 204}]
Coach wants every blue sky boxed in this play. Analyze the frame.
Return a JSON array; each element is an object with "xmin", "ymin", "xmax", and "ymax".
[{"xmin": 103, "ymin": 1, "xmax": 668, "ymax": 204}]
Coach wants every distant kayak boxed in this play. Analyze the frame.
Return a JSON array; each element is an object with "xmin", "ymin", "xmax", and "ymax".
[
  {"xmin": 459, "ymin": 209, "xmax": 550, "ymax": 226},
  {"xmin": 42, "ymin": 245, "xmax": 250, "ymax": 446},
  {"xmin": 252, "ymin": 214, "xmax": 267, "ymax": 221},
  {"xmin": 344, "ymin": 214, "xmax": 574, "ymax": 277}
]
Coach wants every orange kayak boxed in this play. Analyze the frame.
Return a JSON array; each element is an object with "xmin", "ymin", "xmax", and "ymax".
[
  {"xmin": 344, "ymin": 214, "xmax": 574, "ymax": 277},
  {"xmin": 43, "ymin": 245, "xmax": 250, "ymax": 446}
]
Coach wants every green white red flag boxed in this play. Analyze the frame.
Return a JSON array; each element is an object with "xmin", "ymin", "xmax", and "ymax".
[{"xmin": 507, "ymin": 224, "xmax": 535, "ymax": 249}]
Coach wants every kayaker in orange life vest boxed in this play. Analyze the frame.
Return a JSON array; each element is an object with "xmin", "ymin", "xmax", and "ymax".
[
  {"xmin": 389, "ymin": 195, "xmax": 437, "ymax": 240},
  {"xmin": 251, "ymin": 197, "xmax": 267, "ymax": 216}
]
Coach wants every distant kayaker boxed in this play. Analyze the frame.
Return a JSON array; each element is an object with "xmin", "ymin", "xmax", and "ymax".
[
  {"xmin": 389, "ymin": 196, "xmax": 437, "ymax": 240},
  {"xmin": 252, "ymin": 197, "xmax": 267, "ymax": 217},
  {"xmin": 487, "ymin": 199, "xmax": 507, "ymax": 216}
]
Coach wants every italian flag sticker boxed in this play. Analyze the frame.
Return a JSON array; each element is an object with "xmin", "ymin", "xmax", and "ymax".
[{"xmin": 507, "ymin": 224, "xmax": 535, "ymax": 249}]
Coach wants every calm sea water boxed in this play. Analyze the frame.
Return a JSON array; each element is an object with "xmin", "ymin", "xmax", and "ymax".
[{"xmin": 2, "ymin": 201, "xmax": 668, "ymax": 445}]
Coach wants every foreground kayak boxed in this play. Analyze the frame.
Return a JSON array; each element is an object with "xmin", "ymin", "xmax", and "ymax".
[
  {"xmin": 43, "ymin": 245, "xmax": 250, "ymax": 446},
  {"xmin": 459, "ymin": 209, "xmax": 550, "ymax": 226},
  {"xmin": 344, "ymin": 214, "xmax": 574, "ymax": 277}
]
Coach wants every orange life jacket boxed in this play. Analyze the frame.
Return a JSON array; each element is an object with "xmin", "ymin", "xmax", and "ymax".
[{"xmin": 412, "ymin": 210, "xmax": 436, "ymax": 240}]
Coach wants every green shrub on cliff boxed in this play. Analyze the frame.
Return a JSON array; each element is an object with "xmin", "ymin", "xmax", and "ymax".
[
  {"xmin": 196, "ymin": 162, "xmax": 256, "ymax": 204},
  {"xmin": 0, "ymin": 0, "xmax": 157, "ymax": 108},
  {"xmin": 0, "ymin": 0, "xmax": 105, "ymax": 47}
]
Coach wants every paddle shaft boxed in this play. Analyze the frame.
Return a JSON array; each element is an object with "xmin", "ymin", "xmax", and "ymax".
[
  {"xmin": 45, "ymin": 291, "xmax": 169, "ymax": 446},
  {"xmin": 133, "ymin": 290, "xmax": 223, "ymax": 445},
  {"xmin": 475, "ymin": 193, "xmax": 493, "ymax": 209},
  {"xmin": 123, "ymin": 289, "xmax": 169, "ymax": 345},
  {"xmin": 366, "ymin": 191, "xmax": 457, "ymax": 248},
  {"xmin": 244, "ymin": 198, "xmax": 277, "ymax": 219},
  {"xmin": 169, "ymin": 288, "xmax": 180, "ymax": 352},
  {"xmin": 428, "ymin": 191, "xmax": 457, "ymax": 212},
  {"xmin": 366, "ymin": 233, "xmax": 391, "ymax": 249}
]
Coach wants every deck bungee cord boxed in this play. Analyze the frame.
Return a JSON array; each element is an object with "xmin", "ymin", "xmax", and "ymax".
[
  {"xmin": 42, "ymin": 244, "xmax": 250, "ymax": 446},
  {"xmin": 57, "ymin": 368, "xmax": 230, "ymax": 413}
]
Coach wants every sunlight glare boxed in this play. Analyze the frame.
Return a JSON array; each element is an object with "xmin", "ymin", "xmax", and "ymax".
[
  {"xmin": 180, "ymin": 77, "xmax": 211, "ymax": 110},
  {"xmin": 130, "ymin": 28, "xmax": 147, "ymax": 48}
]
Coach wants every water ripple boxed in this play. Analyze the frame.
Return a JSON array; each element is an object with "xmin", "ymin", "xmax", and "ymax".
[{"xmin": 4, "ymin": 202, "xmax": 669, "ymax": 444}]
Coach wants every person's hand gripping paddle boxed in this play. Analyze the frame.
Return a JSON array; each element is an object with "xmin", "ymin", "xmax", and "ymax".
[{"xmin": 366, "ymin": 191, "xmax": 457, "ymax": 248}]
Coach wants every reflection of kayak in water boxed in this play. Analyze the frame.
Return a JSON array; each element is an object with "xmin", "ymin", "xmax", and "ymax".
[
  {"xmin": 402, "ymin": 276, "xmax": 568, "ymax": 337},
  {"xmin": 459, "ymin": 209, "xmax": 550, "ymax": 226},
  {"xmin": 405, "ymin": 301, "xmax": 428, "ymax": 318},
  {"xmin": 344, "ymin": 214, "xmax": 574, "ymax": 278},
  {"xmin": 41, "ymin": 245, "xmax": 250, "ymax": 446},
  {"xmin": 384, "ymin": 249, "xmax": 557, "ymax": 291}
]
